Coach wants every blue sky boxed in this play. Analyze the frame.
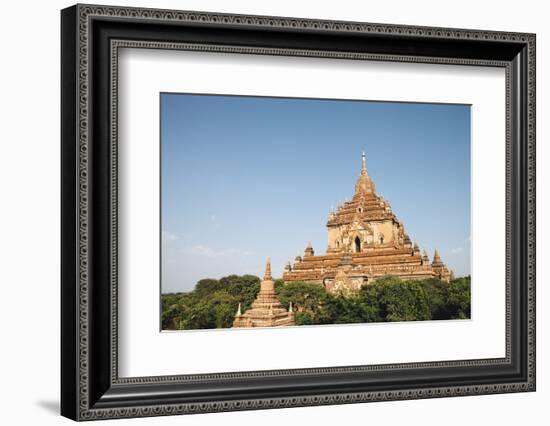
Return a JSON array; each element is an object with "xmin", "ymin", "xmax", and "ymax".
[{"xmin": 161, "ymin": 93, "xmax": 471, "ymax": 293}]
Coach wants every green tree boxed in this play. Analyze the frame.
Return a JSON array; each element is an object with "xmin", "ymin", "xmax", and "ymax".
[
  {"xmin": 161, "ymin": 273, "xmax": 471, "ymax": 330},
  {"xmin": 381, "ymin": 281, "xmax": 431, "ymax": 322},
  {"xmin": 447, "ymin": 276, "xmax": 471, "ymax": 319},
  {"xmin": 325, "ymin": 294, "xmax": 376, "ymax": 324},
  {"xmin": 161, "ymin": 292, "xmax": 189, "ymax": 330},
  {"xmin": 181, "ymin": 300, "xmax": 214, "ymax": 330},
  {"xmin": 207, "ymin": 290, "xmax": 239, "ymax": 328},
  {"xmin": 360, "ymin": 276, "xmax": 431, "ymax": 322},
  {"xmin": 194, "ymin": 278, "xmax": 224, "ymax": 298},
  {"xmin": 277, "ymin": 282, "xmax": 333, "ymax": 324},
  {"xmin": 421, "ymin": 278, "xmax": 450, "ymax": 320},
  {"xmin": 220, "ymin": 274, "xmax": 260, "ymax": 310},
  {"xmin": 160, "ymin": 274, "xmax": 262, "ymax": 330},
  {"xmin": 274, "ymin": 279, "xmax": 285, "ymax": 294}
]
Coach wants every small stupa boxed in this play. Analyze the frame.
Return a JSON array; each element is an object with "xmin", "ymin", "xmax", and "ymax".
[{"xmin": 233, "ymin": 258, "xmax": 295, "ymax": 328}]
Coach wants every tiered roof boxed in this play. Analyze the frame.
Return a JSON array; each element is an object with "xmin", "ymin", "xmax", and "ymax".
[
  {"xmin": 283, "ymin": 247, "xmax": 434, "ymax": 282},
  {"xmin": 327, "ymin": 153, "xmax": 397, "ymax": 226}
]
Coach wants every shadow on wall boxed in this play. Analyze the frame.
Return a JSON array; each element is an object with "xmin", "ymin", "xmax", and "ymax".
[{"xmin": 35, "ymin": 400, "xmax": 59, "ymax": 416}]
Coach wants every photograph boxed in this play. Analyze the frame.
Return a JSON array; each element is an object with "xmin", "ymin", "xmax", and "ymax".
[{"xmin": 160, "ymin": 93, "xmax": 472, "ymax": 331}]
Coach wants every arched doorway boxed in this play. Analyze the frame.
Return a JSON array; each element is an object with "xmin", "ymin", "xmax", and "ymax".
[{"xmin": 354, "ymin": 236, "xmax": 361, "ymax": 253}]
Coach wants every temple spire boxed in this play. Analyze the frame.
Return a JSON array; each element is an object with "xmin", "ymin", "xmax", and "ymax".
[
  {"xmin": 422, "ymin": 249, "xmax": 430, "ymax": 265},
  {"xmin": 264, "ymin": 257, "xmax": 272, "ymax": 280},
  {"xmin": 361, "ymin": 151, "xmax": 368, "ymax": 176},
  {"xmin": 432, "ymin": 249, "xmax": 443, "ymax": 267},
  {"xmin": 354, "ymin": 151, "xmax": 375, "ymax": 195}
]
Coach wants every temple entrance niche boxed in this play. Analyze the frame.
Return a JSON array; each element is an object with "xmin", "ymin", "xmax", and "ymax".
[{"xmin": 354, "ymin": 236, "xmax": 361, "ymax": 253}]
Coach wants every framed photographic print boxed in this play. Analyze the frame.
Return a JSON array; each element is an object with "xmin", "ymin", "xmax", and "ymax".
[{"xmin": 61, "ymin": 4, "xmax": 536, "ymax": 421}]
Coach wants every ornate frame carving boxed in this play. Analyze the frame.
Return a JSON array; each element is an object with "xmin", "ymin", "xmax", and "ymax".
[{"xmin": 61, "ymin": 4, "xmax": 535, "ymax": 421}]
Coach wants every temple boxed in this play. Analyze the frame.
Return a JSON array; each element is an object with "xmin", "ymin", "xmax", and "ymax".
[
  {"xmin": 283, "ymin": 153, "xmax": 452, "ymax": 294},
  {"xmin": 233, "ymin": 258, "xmax": 295, "ymax": 328}
]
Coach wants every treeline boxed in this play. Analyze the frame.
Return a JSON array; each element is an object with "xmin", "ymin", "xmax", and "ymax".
[{"xmin": 162, "ymin": 275, "xmax": 470, "ymax": 330}]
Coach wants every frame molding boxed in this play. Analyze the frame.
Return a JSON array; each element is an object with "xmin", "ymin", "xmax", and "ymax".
[{"xmin": 61, "ymin": 3, "xmax": 536, "ymax": 421}]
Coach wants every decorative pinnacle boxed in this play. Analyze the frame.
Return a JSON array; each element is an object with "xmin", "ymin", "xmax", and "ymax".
[
  {"xmin": 264, "ymin": 257, "xmax": 272, "ymax": 281},
  {"xmin": 304, "ymin": 242, "xmax": 315, "ymax": 257},
  {"xmin": 432, "ymin": 249, "xmax": 442, "ymax": 266},
  {"xmin": 361, "ymin": 151, "xmax": 367, "ymax": 175},
  {"xmin": 236, "ymin": 303, "xmax": 242, "ymax": 316},
  {"xmin": 289, "ymin": 301, "xmax": 293, "ymax": 314}
]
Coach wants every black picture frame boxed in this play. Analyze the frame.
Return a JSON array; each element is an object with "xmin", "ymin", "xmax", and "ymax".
[{"xmin": 61, "ymin": 4, "xmax": 536, "ymax": 421}]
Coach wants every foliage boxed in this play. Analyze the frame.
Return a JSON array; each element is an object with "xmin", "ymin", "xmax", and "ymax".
[
  {"xmin": 161, "ymin": 274, "xmax": 471, "ymax": 330},
  {"xmin": 161, "ymin": 275, "xmax": 259, "ymax": 330},
  {"xmin": 277, "ymin": 282, "xmax": 332, "ymax": 325},
  {"xmin": 446, "ymin": 276, "xmax": 471, "ymax": 319},
  {"xmin": 368, "ymin": 277, "xmax": 431, "ymax": 322}
]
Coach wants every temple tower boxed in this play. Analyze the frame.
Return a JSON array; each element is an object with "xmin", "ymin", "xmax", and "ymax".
[
  {"xmin": 283, "ymin": 153, "xmax": 453, "ymax": 292},
  {"xmin": 233, "ymin": 258, "xmax": 295, "ymax": 328},
  {"xmin": 431, "ymin": 249, "xmax": 451, "ymax": 281},
  {"xmin": 325, "ymin": 152, "xmax": 410, "ymax": 254}
]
